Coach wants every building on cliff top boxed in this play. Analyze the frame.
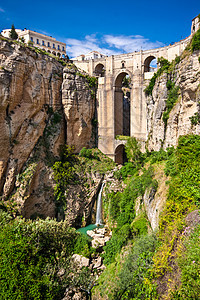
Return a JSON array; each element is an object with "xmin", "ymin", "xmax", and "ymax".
[
  {"xmin": 191, "ymin": 15, "xmax": 200, "ymax": 34},
  {"xmin": 73, "ymin": 51, "xmax": 106, "ymax": 61},
  {"xmin": 1, "ymin": 28, "xmax": 67, "ymax": 58}
]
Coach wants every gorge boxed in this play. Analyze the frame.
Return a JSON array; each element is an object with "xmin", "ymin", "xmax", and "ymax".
[{"xmin": 0, "ymin": 19, "xmax": 200, "ymax": 299}]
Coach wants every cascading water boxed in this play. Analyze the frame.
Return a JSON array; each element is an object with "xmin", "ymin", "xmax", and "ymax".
[{"xmin": 96, "ymin": 182, "xmax": 105, "ymax": 225}]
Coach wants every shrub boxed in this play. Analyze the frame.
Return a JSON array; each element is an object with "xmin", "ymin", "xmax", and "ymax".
[
  {"xmin": 114, "ymin": 161, "xmax": 137, "ymax": 180},
  {"xmin": 0, "ymin": 213, "xmax": 78, "ymax": 299},
  {"xmin": 103, "ymin": 224, "xmax": 132, "ymax": 265},
  {"xmin": 125, "ymin": 137, "xmax": 144, "ymax": 167},
  {"xmin": 113, "ymin": 234, "xmax": 158, "ymax": 299},
  {"xmin": 191, "ymin": 29, "xmax": 200, "ymax": 52},
  {"xmin": 74, "ymin": 233, "xmax": 91, "ymax": 258},
  {"xmin": 144, "ymin": 57, "xmax": 170, "ymax": 96},
  {"xmin": 9, "ymin": 24, "xmax": 18, "ymax": 40},
  {"xmin": 173, "ymin": 225, "xmax": 200, "ymax": 298},
  {"xmin": 189, "ymin": 111, "xmax": 200, "ymax": 126},
  {"xmin": 163, "ymin": 84, "xmax": 179, "ymax": 128},
  {"xmin": 53, "ymin": 145, "xmax": 78, "ymax": 205}
]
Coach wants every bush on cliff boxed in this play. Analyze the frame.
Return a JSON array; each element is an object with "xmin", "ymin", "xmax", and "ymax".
[{"xmin": 0, "ymin": 213, "xmax": 78, "ymax": 299}]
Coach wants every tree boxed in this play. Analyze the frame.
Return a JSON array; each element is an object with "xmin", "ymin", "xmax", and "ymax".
[
  {"xmin": 125, "ymin": 137, "xmax": 143, "ymax": 168},
  {"xmin": 9, "ymin": 24, "xmax": 18, "ymax": 40}
]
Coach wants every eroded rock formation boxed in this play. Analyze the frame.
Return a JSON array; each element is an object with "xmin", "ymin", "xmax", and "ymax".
[
  {"xmin": 62, "ymin": 66, "xmax": 96, "ymax": 152},
  {"xmin": 146, "ymin": 51, "xmax": 200, "ymax": 151},
  {"xmin": 0, "ymin": 38, "xmax": 96, "ymax": 220}
]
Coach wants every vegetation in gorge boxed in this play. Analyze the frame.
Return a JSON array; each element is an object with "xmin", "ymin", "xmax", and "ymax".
[
  {"xmin": 0, "ymin": 213, "xmax": 93, "ymax": 300},
  {"xmin": 162, "ymin": 81, "xmax": 179, "ymax": 128},
  {"xmin": 52, "ymin": 146, "xmax": 115, "ymax": 211},
  {"xmin": 93, "ymin": 135, "xmax": 200, "ymax": 299}
]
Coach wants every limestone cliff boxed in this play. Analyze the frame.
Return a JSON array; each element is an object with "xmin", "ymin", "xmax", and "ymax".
[
  {"xmin": 62, "ymin": 66, "xmax": 96, "ymax": 152},
  {"xmin": 0, "ymin": 37, "xmax": 63, "ymax": 209},
  {"xmin": 146, "ymin": 50, "xmax": 200, "ymax": 151},
  {"xmin": 0, "ymin": 37, "xmax": 96, "ymax": 220}
]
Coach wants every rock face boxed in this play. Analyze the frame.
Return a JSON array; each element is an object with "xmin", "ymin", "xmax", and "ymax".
[
  {"xmin": 62, "ymin": 66, "xmax": 96, "ymax": 152},
  {"xmin": 0, "ymin": 38, "xmax": 97, "ymax": 220},
  {"xmin": 146, "ymin": 51, "xmax": 200, "ymax": 151},
  {"xmin": 0, "ymin": 38, "xmax": 64, "ymax": 217}
]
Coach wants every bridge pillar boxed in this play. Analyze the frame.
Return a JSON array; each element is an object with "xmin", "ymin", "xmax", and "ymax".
[
  {"xmin": 97, "ymin": 74, "xmax": 115, "ymax": 160},
  {"xmin": 131, "ymin": 69, "xmax": 147, "ymax": 141}
]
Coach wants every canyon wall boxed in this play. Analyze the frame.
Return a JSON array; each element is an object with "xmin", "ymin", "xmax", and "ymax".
[
  {"xmin": 0, "ymin": 38, "xmax": 96, "ymax": 220},
  {"xmin": 146, "ymin": 51, "xmax": 200, "ymax": 151}
]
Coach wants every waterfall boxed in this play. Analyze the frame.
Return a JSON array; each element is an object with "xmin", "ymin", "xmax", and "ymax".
[{"xmin": 96, "ymin": 182, "xmax": 105, "ymax": 225}]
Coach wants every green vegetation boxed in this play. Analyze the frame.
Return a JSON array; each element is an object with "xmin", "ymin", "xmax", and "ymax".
[
  {"xmin": 93, "ymin": 134, "xmax": 200, "ymax": 299},
  {"xmin": 162, "ymin": 82, "xmax": 179, "ymax": 128},
  {"xmin": 115, "ymin": 135, "xmax": 130, "ymax": 140},
  {"xmin": 189, "ymin": 111, "xmax": 200, "ymax": 126},
  {"xmin": 53, "ymin": 145, "xmax": 77, "ymax": 206},
  {"xmin": 144, "ymin": 57, "xmax": 171, "ymax": 96},
  {"xmin": 173, "ymin": 225, "xmax": 200, "ymax": 299},
  {"xmin": 0, "ymin": 212, "xmax": 93, "ymax": 300},
  {"xmin": 191, "ymin": 29, "xmax": 200, "ymax": 52},
  {"xmin": 9, "ymin": 24, "xmax": 18, "ymax": 40}
]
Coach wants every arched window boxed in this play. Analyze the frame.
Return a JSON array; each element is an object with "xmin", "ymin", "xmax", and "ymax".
[
  {"xmin": 144, "ymin": 56, "xmax": 157, "ymax": 72},
  {"xmin": 115, "ymin": 144, "xmax": 128, "ymax": 164},
  {"xmin": 94, "ymin": 63, "xmax": 105, "ymax": 77}
]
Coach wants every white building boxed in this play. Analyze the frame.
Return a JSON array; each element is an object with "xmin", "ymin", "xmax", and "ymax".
[
  {"xmin": 73, "ymin": 51, "xmax": 106, "ymax": 61},
  {"xmin": 191, "ymin": 15, "xmax": 200, "ymax": 34},
  {"xmin": 1, "ymin": 28, "xmax": 67, "ymax": 58}
]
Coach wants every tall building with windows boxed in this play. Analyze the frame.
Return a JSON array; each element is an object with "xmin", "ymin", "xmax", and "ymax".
[{"xmin": 1, "ymin": 28, "xmax": 67, "ymax": 58}]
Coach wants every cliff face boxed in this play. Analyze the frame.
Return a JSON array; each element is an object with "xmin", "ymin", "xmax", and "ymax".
[
  {"xmin": 0, "ymin": 38, "xmax": 96, "ymax": 220},
  {"xmin": 0, "ymin": 39, "xmax": 63, "ymax": 201},
  {"xmin": 62, "ymin": 66, "xmax": 96, "ymax": 152},
  {"xmin": 146, "ymin": 51, "xmax": 200, "ymax": 151}
]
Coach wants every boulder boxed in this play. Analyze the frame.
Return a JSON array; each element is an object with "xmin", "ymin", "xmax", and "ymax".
[{"xmin": 72, "ymin": 254, "xmax": 90, "ymax": 267}]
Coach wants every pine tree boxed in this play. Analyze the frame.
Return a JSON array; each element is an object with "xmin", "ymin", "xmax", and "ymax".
[{"xmin": 9, "ymin": 24, "xmax": 18, "ymax": 40}]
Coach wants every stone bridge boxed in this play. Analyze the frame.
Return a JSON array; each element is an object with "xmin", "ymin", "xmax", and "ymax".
[{"xmin": 73, "ymin": 18, "xmax": 198, "ymax": 163}]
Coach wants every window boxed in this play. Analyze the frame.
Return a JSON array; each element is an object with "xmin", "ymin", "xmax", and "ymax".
[
  {"xmin": 62, "ymin": 46, "xmax": 65, "ymax": 51},
  {"xmin": 58, "ymin": 45, "xmax": 60, "ymax": 50},
  {"xmin": 53, "ymin": 43, "xmax": 55, "ymax": 49},
  {"xmin": 48, "ymin": 42, "xmax": 50, "ymax": 47},
  {"xmin": 37, "ymin": 39, "xmax": 39, "ymax": 44},
  {"xmin": 42, "ymin": 40, "xmax": 45, "ymax": 46},
  {"xmin": 30, "ymin": 37, "xmax": 33, "ymax": 42}
]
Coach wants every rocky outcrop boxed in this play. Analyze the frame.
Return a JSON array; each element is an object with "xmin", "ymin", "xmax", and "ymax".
[
  {"xmin": 146, "ymin": 51, "xmax": 200, "ymax": 151},
  {"xmin": 0, "ymin": 37, "xmax": 99, "ymax": 220},
  {"xmin": 62, "ymin": 66, "xmax": 96, "ymax": 152},
  {"xmin": 0, "ymin": 38, "xmax": 64, "ymax": 215}
]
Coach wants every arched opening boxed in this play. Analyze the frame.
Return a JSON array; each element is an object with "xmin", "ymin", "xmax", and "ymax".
[
  {"xmin": 62, "ymin": 54, "xmax": 65, "ymax": 58},
  {"xmin": 114, "ymin": 72, "xmax": 131, "ymax": 137},
  {"xmin": 94, "ymin": 63, "xmax": 105, "ymax": 77},
  {"xmin": 57, "ymin": 53, "xmax": 61, "ymax": 57},
  {"xmin": 52, "ymin": 51, "xmax": 56, "ymax": 56},
  {"xmin": 144, "ymin": 56, "xmax": 157, "ymax": 72},
  {"xmin": 115, "ymin": 144, "xmax": 128, "ymax": 164},
  {"xmin": 47, "ymin": 50, "xmax": 51, "ymax": 53}
]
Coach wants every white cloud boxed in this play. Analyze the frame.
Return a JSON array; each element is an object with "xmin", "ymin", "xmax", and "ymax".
[
  {"xmin": 104, "ymin": 35, "xmax": 164, "ymax": 52},
  {"xmin": 0, "ymin": 7, "xmax": 5, "ymax": 13},
  {"xmin": 66, "ymin": 34, "xmax": 164, "ymax": 58}
]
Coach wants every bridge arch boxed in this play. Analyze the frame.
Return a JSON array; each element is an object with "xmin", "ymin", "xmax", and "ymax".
[
  {"xmin": 94, "ymin": 63, "xmax": 105, "ymax": 77},
  {"xmin": 115, "ymin": 144, "xmax": 128, "ymax": 164},
  {"xmin": 144, "ymin": 55, "xmax": 157, "ymax": 72},
  {"xmin": 114, "ymin": 71, "xmax": 132, "ymax": 137}
]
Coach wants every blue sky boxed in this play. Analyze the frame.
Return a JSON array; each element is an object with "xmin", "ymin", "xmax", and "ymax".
[{"xmin": 0, "ymin": 0, "xmax": 200, "ymax": 58}]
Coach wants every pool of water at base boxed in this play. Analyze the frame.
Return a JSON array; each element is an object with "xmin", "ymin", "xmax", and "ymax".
[{"xmin": 77, "ymin": 224, "xmax": 104, "ymax": 237}]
